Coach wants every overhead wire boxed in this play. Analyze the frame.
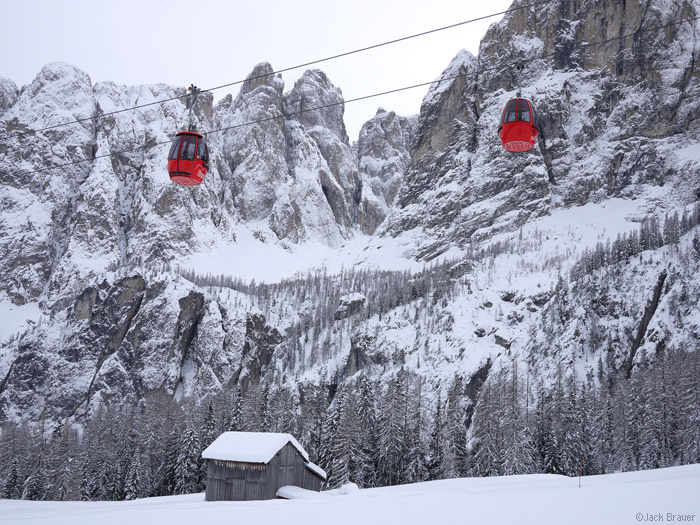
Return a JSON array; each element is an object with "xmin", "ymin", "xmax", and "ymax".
[
  {"xmin": 11, "ymin": 13, "xmax": 700, "ymax": 178},
  {"xmin": 8, "ymin": 0, "xmax": 558, "ymax": 137}
]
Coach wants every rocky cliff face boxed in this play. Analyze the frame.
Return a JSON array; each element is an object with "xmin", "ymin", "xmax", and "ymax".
[
  {"xmin": 0, "ymin": 58, "xmax": 395, "ymax": 422},
  {"xmin": 354, "ymin": 109, "xmax": 416, "ymax": 234},
  {"xmin": 0, "ymin": 78, "xmax": 18, "ymax": 114},
  {"xmin": 0, "ymin": 61, "xmax": 373, "ymax": 310},
  {"xmin": 475, "ymin": 0, "xmax": 700, "ymax": 203},
  {"xmin": 281, "ymin": 69, "xmax": 360, "ymax": 242},
  {"xmin": 380, "ymin": 0, "xmax": 700, "ymax": 260}
]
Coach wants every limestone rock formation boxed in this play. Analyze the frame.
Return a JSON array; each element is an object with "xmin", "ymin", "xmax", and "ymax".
[{"xmin": 355, "ymin": 108, "xmax": 415, "ymax": 234}]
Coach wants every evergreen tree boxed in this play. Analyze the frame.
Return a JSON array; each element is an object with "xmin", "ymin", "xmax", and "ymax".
[
  {"xmin": 22, "ymin": 462, "xmax": 46, "ymax": 501},
  {"xmin": 427, "ymin": 394, "xmax": 446, "ymax": 480},
  {"xmin": 308, "ymin": 382, "xmax": 328, "ymax": 468},
  {"xmin": 533, "ymin": 386, "xmax": 561, "ymax": 474},
  {"xmin": 442, "ymin": 376, "xmax": 467, "ymax": 479},
  {"xmin": 318, "ymin": 385, "xmax": 345, "ymax": 486},
  {"xmin": 377, "ymin": 375, "xmax": 407, "ymax": 485},
  {"xmin": 470, "ymin": 381, "xmax": 502, "ymax": 477},
  {"xmin": 595, "ymin": 391, "xmax": 616, "ymax": 474},
  {"xmin": 46, "ymin": 422, "xmax": 76, "ymax": 501},
  {"xmin": 557, "ymin": 375, "xmax": 583, "ymax": 476},
  {"xmin": 357, "ymin": 376, "xmax": 380, "ymax": 487},
  {"xmin": 160, "ymin": 429, "xmax": 180, "ymax": 495},
  {"xmin": 260, "ymin": 384, "xmax": 275, "ymax": 432},
  {"xmin": 174, "ymin": 425, "xmax": 201, "ymax": 494},
  {"xmin": 500, "ymin": 364, "xmax": 536, "ymax": 475},
  {"xmin": 402, "ymin": 377, "xmax": 427, "ymax": 483},
  {"xmin": 79, "ymin": 461, "xmax": 99, "ymax": 501},
  {"xmin": 107, "ymin": 460, "xmax": 125, "ymax": 501},
  {"xmin": 201, "ymin": 399, "xmax": 218, "ymax": 450},
  {"xmin": 329, "ymin": 392, "xmax": 365, "ymax": 487},
  {"xmin": 2, "ymin": 457, "xmax": 22, "ymax": 499},
  {"xmin": 576, "ymin": 381, "xmax": 596, "ymax": 476},
  {"xmin": 124, "ymin": 451, "xmax": 144, "ymax": 501},
  {"xmin": 626, "ymin": 370, "xmax": 646, "ymax": 470},
  {"xmin": 229, "ymin": 386, "xmax": 244, "ymax": 432},
  {"xmin": 679, "ymin": 349, "xmax": 700, "ymax": 464}
]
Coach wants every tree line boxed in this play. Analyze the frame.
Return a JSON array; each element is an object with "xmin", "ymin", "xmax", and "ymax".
[
  {"xmin": 570, "ymin": 205, "xmax": 700, "ymax": 281},
  {"xmin": 2, "ymin": 344, "xmax": 699, "ymax": 500}
]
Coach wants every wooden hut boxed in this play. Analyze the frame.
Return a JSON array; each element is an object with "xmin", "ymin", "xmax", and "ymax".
[{"xmin": 202, "ymin": 431, "xmax": 327, "ymax": 501}]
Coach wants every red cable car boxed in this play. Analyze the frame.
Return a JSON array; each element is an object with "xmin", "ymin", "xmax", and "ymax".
[
  {"xmin": 167, "ymin": 130, "xmax": 209, "ymax": 186},
  {"xmin": 167, "ymin": 84, "xmax": 209, "ymax": 186},
  {"xmin": 498, "ymin": 97, "xmax": 539, "ymax": 153}
]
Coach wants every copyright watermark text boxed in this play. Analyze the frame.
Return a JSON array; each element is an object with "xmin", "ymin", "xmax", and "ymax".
[{"xmin": 636, "ymin": 513, "xmax": 696, "ymax": 522}]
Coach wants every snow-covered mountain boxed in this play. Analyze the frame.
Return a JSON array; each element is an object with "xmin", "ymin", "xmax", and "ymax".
[{"xmin": 1, "ymin": 0, "xmax": 700, "ymax": 496}]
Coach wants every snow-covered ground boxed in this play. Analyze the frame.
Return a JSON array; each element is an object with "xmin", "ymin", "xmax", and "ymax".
[
  {"xmin": 2, "ymin": 465, "xmax": 699, "ymax": 525},
  {"xmin": 0, "ymin": 293, "xmax": 42, "ymax": 345},
  {"xmin": 181, "ymin": 194, "xmax": 654, "ymax": 285}
]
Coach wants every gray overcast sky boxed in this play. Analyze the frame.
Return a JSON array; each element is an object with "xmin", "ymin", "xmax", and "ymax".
[{"xmin": 1, "ymin": 0, "xmax": 513, "ymax": 140}]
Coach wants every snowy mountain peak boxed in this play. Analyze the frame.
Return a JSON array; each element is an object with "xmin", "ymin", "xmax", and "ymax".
[
  {"xmin": 4, "ymin": 61, "xmax": 96, "ymax": 131},
  {"xmin": 284, "ymin": 68, "xmax": 349, "ymax": 144},
  {"xmin": 355, "ymin": 108, "xmax": 415, "ymax": 233},
  {"xmin": 0, "ymin": 77, "xmax": 18, "ymax": 115},
  {"xmin": 240, "ymin": 61, "xmax": 284, "ymax": 98}
]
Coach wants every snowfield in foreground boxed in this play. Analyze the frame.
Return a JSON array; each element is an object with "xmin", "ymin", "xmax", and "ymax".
[{"xmin": 2, "ymin": 465, "xmax": 699, "ymax": 525}]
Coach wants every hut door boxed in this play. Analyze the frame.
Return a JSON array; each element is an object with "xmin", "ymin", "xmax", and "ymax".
[
  {"xmin": 226, "ymin": 478, "xmax": 245, "ymax": 500},
  {"xmin": 280, "ymin": 465, "xmax": 295, "ymax": 486}
]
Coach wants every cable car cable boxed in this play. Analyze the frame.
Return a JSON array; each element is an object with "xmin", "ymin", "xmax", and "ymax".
[
  {"xmin": 7, "ymin": 0, "xmax": 558, "ymax": 138},
  {"xmin": 12, "ymin": 13, "xmax": 700, "ymax": 178}
]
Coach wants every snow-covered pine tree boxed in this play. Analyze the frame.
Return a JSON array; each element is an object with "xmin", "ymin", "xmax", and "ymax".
[
  {"xmin": 124, "ymin": 450, "xmax": 144, "ymax": 500},
  {"xmin": 377, "ymin": 374, "xmax": 406, "ymax": 485},
  {"xmin": 401, "ymin": 375, "xmax": 427, "ymax": 483},
  {"xmin": 427, "ymin": 393, "xmax": 446, "ymax": 480},
  {"xmin": 357, "ymin": 375, "xmax": 380, "ymax": 487},
  {"xmin": 260, "ymin": 383, "xmax": 275, "ymax": 432},
  {"xmin": 79, "ymin": 460, "xmax": 99, "ymax": 501},
  {"xmin": 229, "ymin": 386, "xmax": 244, "ymax": 432},
  {"xmin": 443, "ymin": 375, "xmax": 467, "ymax": 478},
  {"xmin": 329, "ymin": 390, "xmax": 366, "ymax": 487},
  {"xmin": 532, "ymin": 381, "xmax": 561, "ymax": 475},
  {"xmin": 318, "ymin": 385, "xmax": 346, "ymax": 486},
  {"xmin": 159, "ymin": 428, "xmax": 180, "ymax": 496},
  {"xmin": 46, "ymin": 422, "xmax": 78, "ymax": 501},
  {"xmin": 679, "ymin": 348, "xmax": 700, "ymax": 464},
  {"xmin": 594, "ymin": 389, "xmax": 617, "ymax": 474},
  {"xmin": 500, "ymin": 364, "xmax": 536, "ymax": 475},
  {"xmin": 22, "ymin": 461, "xmax": 46, "ymax": 501},
  {"xmin": 174, "ymin": 425, "xmax": 202, "ymax": 494},
  {"xmin": 577, "ymin": 380, "xmax": 596, "ymax": 476},
  {"xmin": 201, "ymin": 399, "xmax": 218, "ymax": 450},
  {"xmin": 275, "ymin": 386, "xmax": 298, "ymax": 436},
  {"xmin": 307, "ymin": 381, "xmax": 329, "ymax": 466},
  {"xmin": 626, "ymin": 366, "xmax": 646, "ymax": 470},
  {"xmin": 611, "ymin": 377, "xmax": 633, "ymax": 472},
  {"xmin": 2, "ymin": 457, "xmax": 22, "ymax": 499}
]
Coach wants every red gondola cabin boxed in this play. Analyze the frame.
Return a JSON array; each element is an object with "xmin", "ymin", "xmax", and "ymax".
[
  {"xmin": 167, "ymin": 131, "xmax": 209, "ymax": 186},
  {"xmin": 498, "ymin": 98, "xmax": 539, "ymax": 153}
]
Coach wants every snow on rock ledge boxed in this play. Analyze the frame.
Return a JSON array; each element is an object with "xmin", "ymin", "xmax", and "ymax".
[{"xmin": 334, "ymin": 292, "xmax": 366, "ymax": 321}]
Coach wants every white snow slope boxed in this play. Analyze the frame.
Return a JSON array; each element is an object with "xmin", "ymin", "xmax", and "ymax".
[{"xmin": 2, "ymin": 465, "xmax": 699, "ymax": 525}]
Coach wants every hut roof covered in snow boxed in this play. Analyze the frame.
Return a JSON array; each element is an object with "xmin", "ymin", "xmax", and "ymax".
[{"xmin": 202, "ymin": 431, "xmax": 310, "ymax": 464}]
